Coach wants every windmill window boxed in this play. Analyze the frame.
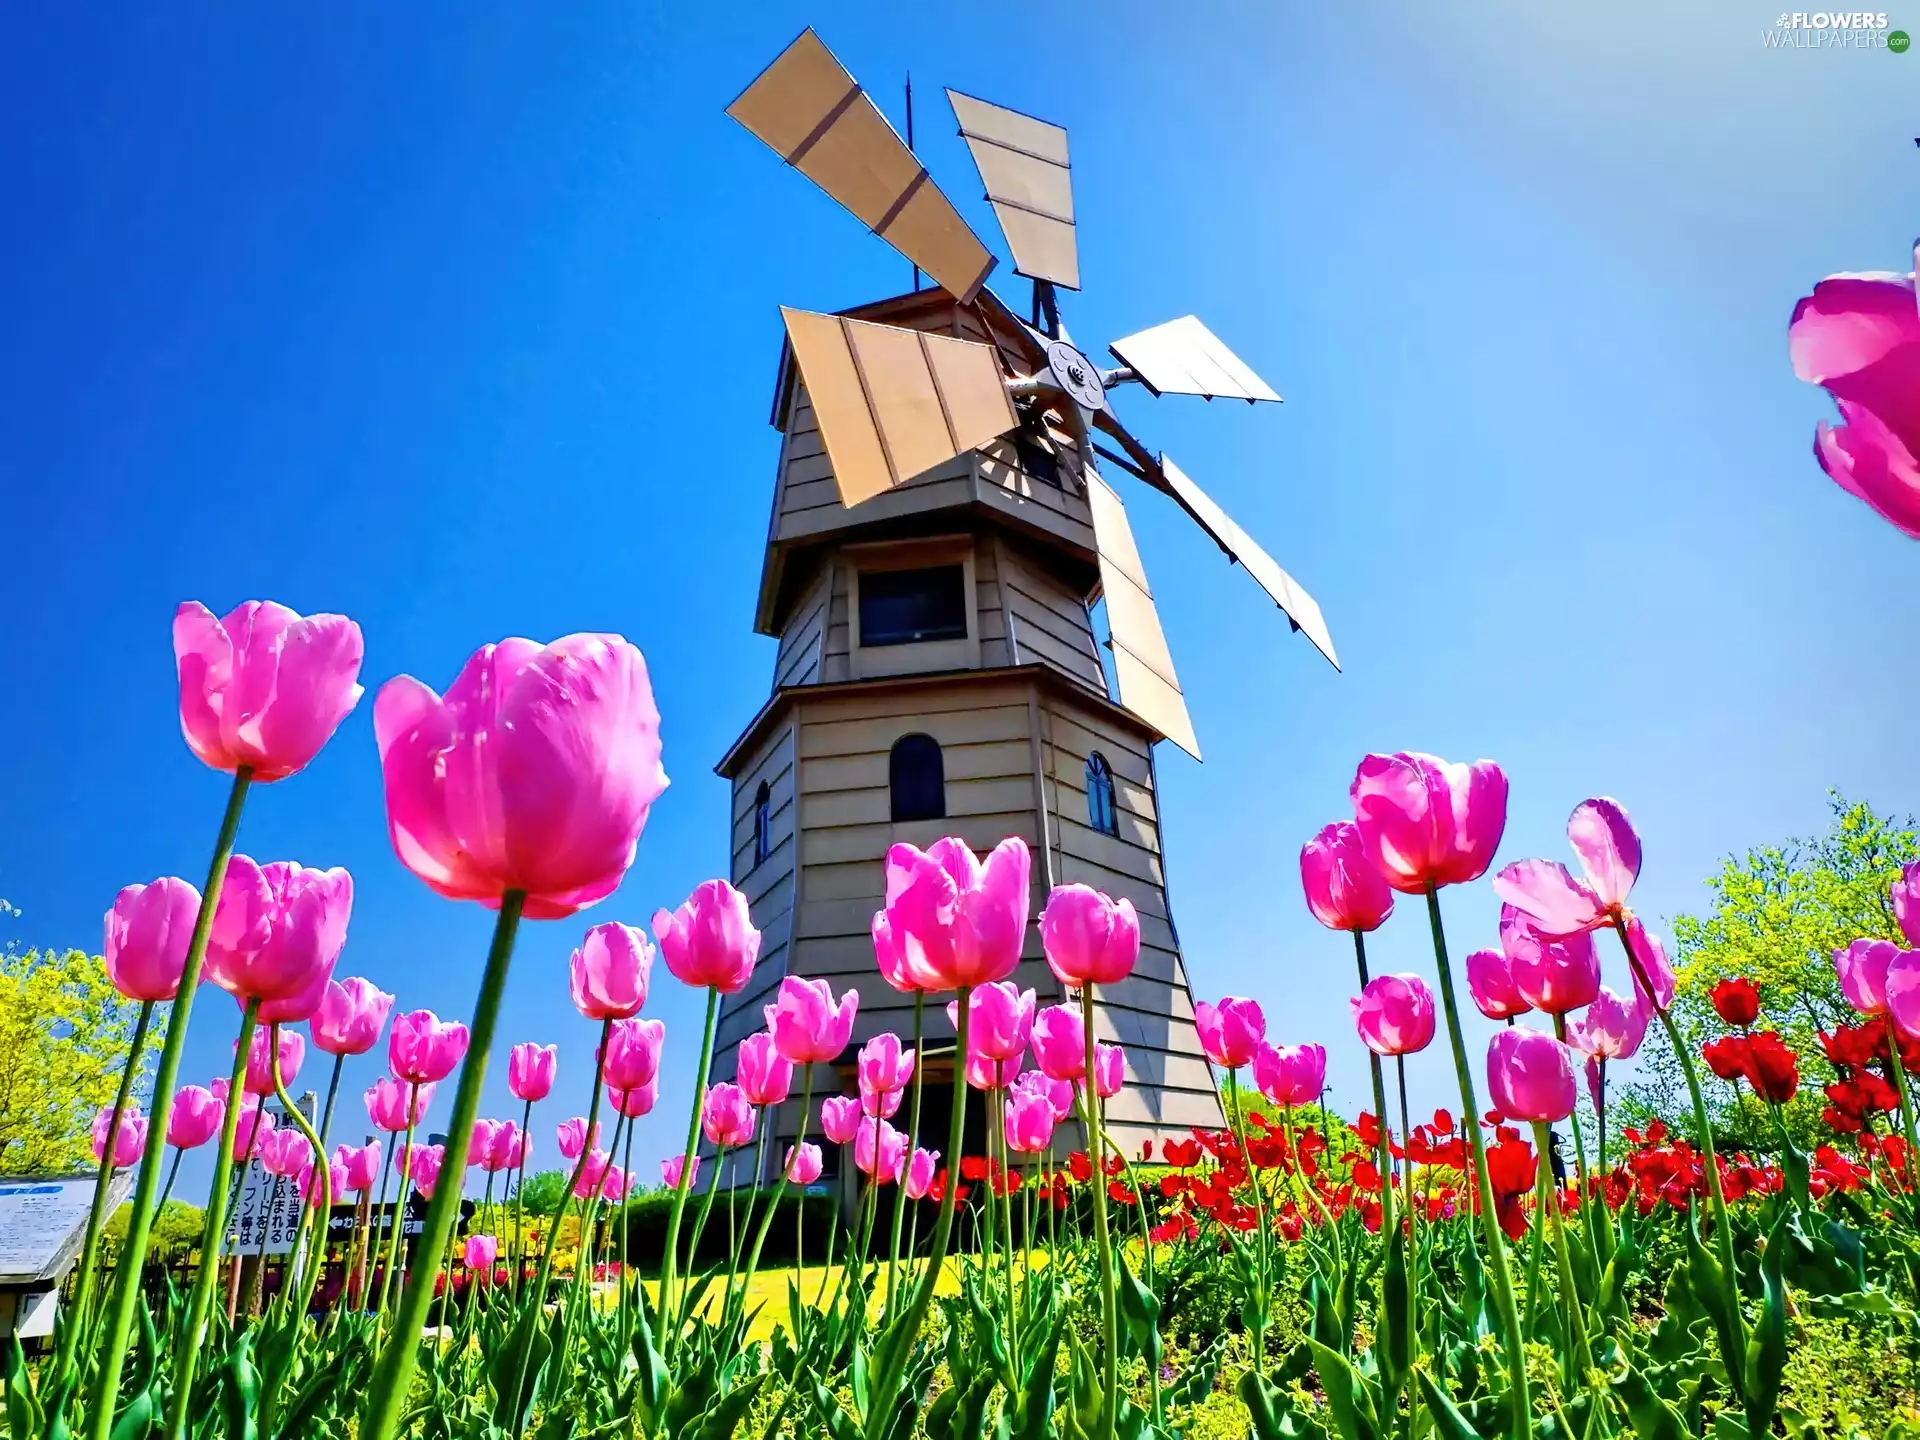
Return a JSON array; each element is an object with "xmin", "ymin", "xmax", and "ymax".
[
  {"xmin": 858, "ymin": 566, "xmax": 968, "ymax": 647},
  {"xmin": 1086, "ymin": 752, "xmax": 1118, "ymax": 836},
  {"xmin": 752, "ymin": 781, "xmax": 772, "ymax": 867},
  {"xmin": 1017, "ymin": 437, "xmax": 1061, "ymax": 487},
  {"xmin": 890, "ymin": 733, "xmax": 946, "ymax": 823}
]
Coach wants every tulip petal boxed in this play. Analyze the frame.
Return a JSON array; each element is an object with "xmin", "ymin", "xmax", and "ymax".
[
  {"xmin": 1566, "ymin": 798, "xmax": 1639, "ymax": 910},
  {"xmin": 1490, "ymin": 859, "xmax": 1603, "ymax": 938}
]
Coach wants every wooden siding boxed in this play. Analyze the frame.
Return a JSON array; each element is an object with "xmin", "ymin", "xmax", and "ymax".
[
  {"xmin": 773, "ymin": 565, "xmax": 829, "ymax": 691},
  {"xmin": 715, "ymin": 719, "xmax": 799, "ymax": 1055},
  {"xmin": 996, "ymin": 544, "xmax": 1106, "ymax": 695}
]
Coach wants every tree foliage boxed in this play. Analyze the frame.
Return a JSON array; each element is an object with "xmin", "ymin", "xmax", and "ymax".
[
  {"xmin": 0, "ymin": 946, "xmax": 163, "ymax": 1175},
  {"xmin": 1628, "ymin": 793, "xmax": 1917, "ymax": 1147}
]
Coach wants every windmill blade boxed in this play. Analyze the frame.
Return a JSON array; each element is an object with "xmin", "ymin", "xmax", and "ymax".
[
  {"xmin": 1108, "ymin": 316, "xmax": 1280, "ymax": 403},
  {"xmin": 780, "ymin": 307, "xmax": 1020, "ymax": 507},
  {"xmin": 728, "ymin": 30, "xmax": 997, "ymax": 303},
  {"xmin": 1158, "ymin": 455, "xmax": 1338, "ymax": 670},
  {"xmin": 1086, "ymin": 471, "xmax": 1201, "ymax": 761},
  {"xmin": 946, "ymin": 90, "xmax": 1079, "ymax": 291}
]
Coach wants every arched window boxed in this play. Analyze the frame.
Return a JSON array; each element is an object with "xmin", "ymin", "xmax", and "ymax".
[
  {"xmin": 752, "ymin": 781, "xmax": 772, "ymax": 866},
  {"xmin": 1086, "ymin": 752, "xmax": 1117, "ymax": 836},
  {"xmin": 890, "ymin": 733, "xmax": 946, "ymax": 823}
]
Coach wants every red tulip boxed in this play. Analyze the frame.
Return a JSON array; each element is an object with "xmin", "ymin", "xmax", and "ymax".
[
  {"xmin": 1741, "ymin": 1031, "xmax": 1799, "ymax": 1103},
  {"xmin": 1709, "ymin": 977, "xmax": 1761, "ymax": 1028}
]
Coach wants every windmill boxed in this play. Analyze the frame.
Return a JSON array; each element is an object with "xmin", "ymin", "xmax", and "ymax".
[{"xmin": 704, "ymin": 29, "xmax": 1335, "ymax": 1196}]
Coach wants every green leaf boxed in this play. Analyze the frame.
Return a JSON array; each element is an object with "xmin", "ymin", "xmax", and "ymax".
[
  {"xmin": 1600, "ymin": 1340, "xmax": 1688, "ymax": 1440},
  {"xmin": 1305, "ymin": 1339, "xmax": 1381, "ymax": 1440},
  {"xmin": 1741, "ymin": 1210, "xmax": 1789, "ymax": 1440},
  {"xmin": 1380, "ymin": 1226, "xmax": 1411, "ymax": 1392},
  {"xmin": 1413, "ymin": 1369, "xmax": 1485, "ymax": 1440},
  {"xmin": 218, "ymin": 1335, "xmax": 260, "ymax": 1440},
  {"xmin": 693, "ymin": 1374, "xmax": 768, "ymax": 1440},
  {"xmin": 1115, "ymin": 1252, "xmax": 1161, "ymax": 1370},
  {"xmin": 107, "ymin": 1393, "xmax": 155, "ymax": 1440},
  {"xmin": 5, "ymin": 1334, "xmax": 43, "ymax": 1440},
  {"xmin": 1684, "ymin": 1209, "xmax": 1745, "ymax": 1404}
]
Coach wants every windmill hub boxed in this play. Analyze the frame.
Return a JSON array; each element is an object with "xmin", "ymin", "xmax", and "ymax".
[{"xmin": 1045, "ymin": 339, "xmax": 1106, "ymax": 412}]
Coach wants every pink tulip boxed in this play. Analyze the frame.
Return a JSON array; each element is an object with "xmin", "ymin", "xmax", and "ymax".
[
  {"xmin": 865, "ymin": 1085, "xmax": 905, "ymax": 1119},
  {"xmin": 1789, "ymin": 250, "xmax": 1920, "ymax": 538},
  {"xmin": 611, "ymin": 1080, "xmax": 658, "ymax": 1120},
  {"xmin": 1349, "ymin": 752, "xmax": 1507, "ymax": 894},
  {"xmin": 338, "ymin": 1142, "xmax": 382, "ymax": 1192},
  {"xmin": 600, "ymin": 1017, "xmax": 667, "ymax": 1092},
  {"xmin": 310, "ymin": 977, "xmax": 396, "ymax": 1056},
  {"xmin": 1350, "ymin": 975, "xmax": 1436, "ymax": 1057},
  {"xmin": 1486, "ymin": 1027, "xmax": 1577, "ymax": 1123},
  {"xmin": 904, "ymin": 1147, "xmax": 939, "ymax": 1198},
  {"xmin": 785, "ymin": 1142, "xmax": 824, "ymax": 1185},
  {"xmin": 1194, "ymin": 997, "xmax": 1265, "ymax": 1069},
  {"xmin": 167, "ymin": 1086, "xmax": 223, "ymax": 1149},
  {"xmin": 365, "ymin": 1077, "xmax": 434, "ymax": 1132},
  {"xmin": 856, "ymin": 1033, "xmax": 916, "ymax": 1096},
  {"xmin": 102, "ymin": 877, "xmax": 202, "ymax": 1002},
  {"xmin": 388, "ymin": 1009, "xmax": 469, "ymax": 1084},
  {"xmin": 1492, "ymin": 797, "xmax": 1641, "ymax": 939},
  {"xmin": 173, "ymin": 600, "xmax": 365, "ymax": 782},
  {"xmin": 409, "ymin": 1144, "xmax": 446, "ymax": 1198},
  {"xmin": 870, "ymin": 836, "xmax": 1031, "ymax": 992},
  {"xmin": 1624, "ymin": 917, "xmax": 1676, "ymax": 1013},
  {"xmin": 508, "ymin": 1043, "xmax": 557, "ymax": 1102},
  {"xmin": 570, "ymin": 922, "xmax": 654, "ymax": 1020},
  {"xmin": 468, "ymin": 1119, "xmax": 503, "ymax": 1171},
  {"xmin": 298, "ymin": 1156, "xmax": 348, "ymax": 1205},
  {"xmin": 1465, "ymin": 947, "xmax": 1530, "ymax": 1022},
  {"xmin": 1501, "ymin": 907, "xmax": 1601, "ymax": 1016},
  {"xmin": 1093, "ymin": 1043, "xmax": 1125, "ymax": 1100},
  {"xmin": 600, "ymin": 1166, "xmax": 629, "ymax": 1203},
  {"xmin": 1013, "ymin": 1069, "xmax": 1074, "ymax": 1122},
  {"xmin": 1004, "ymin": 1086, "xmax": 1056, "ymax": 1153},
  {"xmin": 663, "ymin": 1153, "xmax": 699, "ymax": 1190},
  {"xmin": 763, "ymin": 976, "xmax": 858, "ymax": 1063},
  {"xmin": 1030, "ymin": 1003, "xmax": 1087, "ymax": 1083},
  {"xmin": 1835, "ymin": 937, "xmax": 1900, "ymax": 1016},
  {"xmin": 1299, "ymin": 822, "xmax": 1395, "ymax": 933},
  {"xmin": 1886, "ymin": 950, "xmax": 1920, "ymax": 1039},
  {"xmin": 948, "ymin": 982, "xmax": 1035, "ymax": 1062},
  {"xmin": 964, "ymin": 1047, "xmax": 1023, "ymax": 1092},
  {"xmin": 464, "ymin": 1234, "xmax": 499, "ymax": 1271},
  {"xmin": 375, "ymin": 634, "xmax": 667, "ymax": 919},
  {"xmin": 91, "ymin": 1107, "xmax": 147, "ymax": 1168},
  {"xmin": 855, "ymin": 1118, "xmax": 907, "ymax": 1182},
  {"xmin": 1894, "ymin": 862, "xmax": 1920, "ymax": 948},
  {"xmin": 653, "ymin": 881, "xmax": 760, "ymax": 994},
  {"xmin": 259, "ymin": 1128, "xmax": 313, "ymax": 1180},
  {"xmin": 557, "ymin": 1118, "xmax": 601, "ymax": 1160},
  {"xmin": 1566, "ymin": 987, "xmax": 1647, "ymax": 1062},
  {"xmin": 820, "ymin": 1095, "xmax": 862, "ymax": 1145},
  {"xmin": 1039, "ymin": 884, "xmax": 1139, "ymax": 987},
  {"xmin": 237, "ymin": 1027, "xmax": 306, "ymax": 1097},
  {"xmin": 1253, "ymin": 1043, "xmax": 1327, "ymax": 1108},
  {"xmin": 702, "ymin": 1083, "xmax": 756, "ymax": 1149},
  {"xmin": 252, "ymin": 963, "xmax": 334, "ymax": 1026},
  {"xmin": 734, "ymin": 1032, "xmax": 792, "ymax": 1108},
  {"xmin": 205, "ymin": 856, "xmax": 353, "ymax": 1005},
  {"xmin": 231, "ymin": 1098, "xmax": 275, "ymax": 1161}
]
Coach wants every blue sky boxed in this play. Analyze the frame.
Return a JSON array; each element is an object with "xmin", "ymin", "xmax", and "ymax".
[{"xmin": 2, "ymin": 2, "xmax": 1915, "ymax": 1201}]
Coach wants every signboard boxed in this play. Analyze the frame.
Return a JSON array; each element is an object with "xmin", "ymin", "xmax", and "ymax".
[
  {"xmin": 0, "ymin": 1174, "xmax": 132, "ymax": 1284},
  {"xmin": 224, "ymin": 1093, "xmax": 314, "ymax": 1258},
  {"xmin": 325, "ymin": 1196, "xmax": 473, "ymax": 1242}
]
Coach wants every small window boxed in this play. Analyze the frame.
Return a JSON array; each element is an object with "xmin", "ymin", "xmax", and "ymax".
[
  {"xmin": 890, "ymin": 734, "xmax": 946, "ymax": 823},
  {"xmin": 1086, "ymin": 752, "xmax": 1117, "ymax": 836},
  {"xmin": 859, "ymin": 566, "xmax": 968, "ymax": 647},
  {"xmin": 1017, "ymin": 437, "xmax": 1060, "ymax": 487},
  {"xmin": 752, "ymin": 781, "xmax": 772, "ymax": 866}
]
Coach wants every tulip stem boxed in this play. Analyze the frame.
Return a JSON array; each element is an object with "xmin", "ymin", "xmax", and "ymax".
[
  {"xmin": 660, "ymin": 985, "xmax": 720, "ymax": 1348},
  {"xmin": 741, "ymin": 1070, "xmax": 812, "ymax": 1307},
  {"xmin": 1424, "ymin": 886, "xmax": 1529, "ymax": 1439},
  {"xmin": 269, "ymin": 1025, "xmax": 332, "ymax": 1321},
  {"xmin": 1351, "ymin": 932, "xmax": 1399, "ymax": 1268},
  {"xmin": 86, "ymin": 768, "xmax": 251, "ymax": 1439},
  {"xmin": 1084, "ymin": 988, "xmax": 1120, "ymax": 1438},
  {"xmin": 1882, "ymin": 1040, "xmax": 1920, "ymax": 1201},
  {"xmin": 164, "ymin": 996, "xmax": 260, "ymax": 1440},
  {"xmin": 361, "ymin": 889, "xmax": 525, "ymax": 1440},
  {"xmin": 1610, "ymin": 914, "xmax": 1747, "ymax": 1384},
  {"xmin": 1531, "ymin": 1120, "xmax": 1593, "ymax": 1382},
  {"xmin": 861, "ymin": 986, "xmax": 970, "ymax": 1440},
  {"xmin": 55, "ymin": 995, "xmax": 155, "ymax": 1407},
  {"xmin": 886, "ymin": 992, "xmax": 925, "ymax": 1308},
  {"xmin": 511, "ymin": 1096, "xmax": 534, "ymax": 1302},
  {"xmin": 153, "ymin": 1148, "xmax": 183, "ymax": 1229},
  {"xmin": 620, "ymin": 1108, "xmax": 637, "ymax": 1340},
  {"xmin": 1224, "ymin": 1068, "xmax": 1268, "ymax": 1375},
  {"xmin": 316, "ymin": 1052, "xmax": 345, "ymax": 1161},
  {"xmin": 378, "ymin": 1106, "xmax": 419, "ymax": 1326}
]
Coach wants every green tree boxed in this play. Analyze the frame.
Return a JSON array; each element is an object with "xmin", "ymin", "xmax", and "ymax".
[
  {"xmin": 515, "ymin": 1168, "xmax": 571, "ymax": 1216},
  {"xmin": 1628, "ymin": 793, "xmax": 1916, "ymax": 1149},
  {"xmin": 0, "ymin": 947, "xmax": 162, "ymax": 1175}
]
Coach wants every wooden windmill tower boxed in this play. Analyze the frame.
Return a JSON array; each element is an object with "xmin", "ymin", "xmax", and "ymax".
[{"xmin": 706, "ymin": 31, "xmax": 1339, "ymax": 1189}]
